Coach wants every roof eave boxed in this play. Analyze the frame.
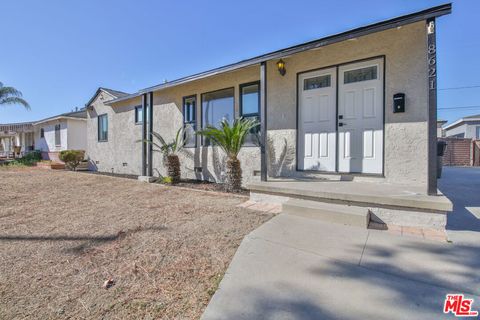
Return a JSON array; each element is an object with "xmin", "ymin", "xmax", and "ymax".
[
  {"xmin": 106, "ymin": 3, "xmax": 451, "ymax": 105},
  {"xmin": 33, "ymin": 116, "xmax": 87, "ymax": 126}
]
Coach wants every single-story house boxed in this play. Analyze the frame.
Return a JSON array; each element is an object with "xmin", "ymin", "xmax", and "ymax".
[
  {"xmin": 0, "ymin": 122, "xmax": 35, "ymax": 158},
  {"xmin": 87, "ymin": 4, "xmax": 451, "ymax": 195},
  {"xmin": 444, "ymin": 114, "xmax": 480, "ymax": 139},
  {"xmin": 33, "ymin": 109, "xmax": 87, "ymax": 160}
]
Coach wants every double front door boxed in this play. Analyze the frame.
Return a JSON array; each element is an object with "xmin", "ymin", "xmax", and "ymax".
[{"xmin": 298, "ymin": 58, "xmax": 384, "ymax": 174}]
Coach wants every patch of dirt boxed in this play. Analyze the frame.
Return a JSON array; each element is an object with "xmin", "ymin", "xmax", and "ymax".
[
  {"xmin": 166, "ymin": 180, "xmax": 250, "ymax": 196},
  {"xmin": 0, "ymin": 167, "xmax": 273, "ymax": 319}
]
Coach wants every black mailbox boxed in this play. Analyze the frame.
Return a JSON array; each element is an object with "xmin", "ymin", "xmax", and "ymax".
[{"xmin": 393, "ymin": 93, "xmax": 405, "ymax": 113}]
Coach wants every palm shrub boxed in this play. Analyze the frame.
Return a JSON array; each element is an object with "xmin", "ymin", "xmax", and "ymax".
[
  {"xmin": 59, "ymin": 150, "xmax": 85, "ymax": 171},
  {"xmin": 0, "ymin": 82, "xmax": 30, "ymax": 109},
  {"xmin": 198, "ymin": 118, "xmax": 259, "ymax": 192},
  {"xmin": 145, "ymin": 127, "xmax": 187, "ymax": 183}
]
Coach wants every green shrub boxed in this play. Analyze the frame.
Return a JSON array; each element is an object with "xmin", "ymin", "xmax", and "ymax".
[
  {"xmin": 5, "ymin": 159, "xmax": 36, "ymax": 167},
  {"xmin": 59, "ymin": 150, "xmax": 85, "ymax": 171},
  {"xmin": 23, "ymin": 150, "xmax": 42, "ymax": 162},
  {"xmin": 4, "ymin": 150, "xmax": 41, "ymax": 167}
]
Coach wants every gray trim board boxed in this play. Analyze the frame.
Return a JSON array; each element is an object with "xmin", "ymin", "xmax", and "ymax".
[
  {"xmin": 260, "ymin": 62, "xmax": 267, "ymax": 181},
  {"xmin": 427, "ymin": 18, "xmax": 438, "ymax": 195}
]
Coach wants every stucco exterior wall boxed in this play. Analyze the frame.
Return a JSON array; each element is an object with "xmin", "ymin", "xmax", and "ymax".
[
  {"xmin": 34, "ymin": 120, "xmax": 68, "ymax": 152},
  {"xmin": 86, "ymin": 91, "xmax": 142, "ymax": 174},
  {"xmin": 66, "ymin": 119, "xmax": 87, "ymax": 150}
]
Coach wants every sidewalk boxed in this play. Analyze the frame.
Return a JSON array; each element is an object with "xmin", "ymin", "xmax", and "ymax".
[{"xmin": 202, "ymin": 213, "xmax": 480, "ymax": 320}]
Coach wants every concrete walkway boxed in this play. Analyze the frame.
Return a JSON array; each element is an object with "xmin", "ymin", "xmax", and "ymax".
[
  {"xmin": 202, "ymin": 214, "xmax": 480, "ymax": 320},
  {"xmin": 202, "ymin": 167, "xmax": 480, "ymax": 319}
]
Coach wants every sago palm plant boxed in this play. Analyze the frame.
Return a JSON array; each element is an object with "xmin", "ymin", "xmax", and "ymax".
[
  {"xmin": 144, "ymin": 127, "xmax": 187, "ymax": 183},
  {"xmin": 198, "ymin": 117, "xmax": 259, "ymax": 192},
  {"xmin": 0, "ymin": 82, "xmax": 30, "ymax": 109}
]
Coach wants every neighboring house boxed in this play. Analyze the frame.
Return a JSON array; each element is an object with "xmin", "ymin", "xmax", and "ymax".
[
  {"xmin": 437, "ymin": 119, "xmax": 447, "ymax": 137},
  {"xmin": 444, "ymin": 114, "xmax": 480, "ymax": 139},
  {"xmin": 0, "ymin": 122, "xmax": 35, "ymax": 158},
  {"xmin": 33, "ymin": 109, "xmax": 87, "ymax": 160},
  {"xmin": 86, "ymin": 4, "xmax": 450, "ymax": 196}
]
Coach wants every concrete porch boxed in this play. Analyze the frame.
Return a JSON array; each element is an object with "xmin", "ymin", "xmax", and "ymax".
[{"xmin": 247, "ymin": 178, "xmax": 453, "ymax": 230}]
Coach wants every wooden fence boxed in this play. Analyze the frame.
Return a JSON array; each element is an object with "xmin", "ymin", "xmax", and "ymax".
[{"xmin": 440, "ymin": 138, "xmax": 479, "ymax": 166}]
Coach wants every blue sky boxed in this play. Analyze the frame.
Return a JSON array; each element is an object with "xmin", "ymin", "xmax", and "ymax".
[{"xmin": 0, "ymin": 0, "xmax": 478, "ymax": 124}]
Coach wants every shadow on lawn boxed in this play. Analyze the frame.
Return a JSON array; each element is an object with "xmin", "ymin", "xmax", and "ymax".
[{"xmin": 0, "ymin": 225, "xmax": 167, "ymax": 254}]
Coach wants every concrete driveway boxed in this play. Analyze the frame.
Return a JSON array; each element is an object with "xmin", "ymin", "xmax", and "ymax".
[
  {"xmin": 202, "ymin": 167, "xmax": 480, "ymax": 320},
  {"xmin": 439, "ymin": 166, "xmax": 480, "ymax": 244}
]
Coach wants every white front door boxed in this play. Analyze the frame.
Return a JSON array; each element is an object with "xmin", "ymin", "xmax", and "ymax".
[
  {"xmin": 298, "ymin": 68, "xmax": 337, "ymax": 171},
  {"xmin": 338, "ymin": 58, "xmax": 384, "ymax": 174}
]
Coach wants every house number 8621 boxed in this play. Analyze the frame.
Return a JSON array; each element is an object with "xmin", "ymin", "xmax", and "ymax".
[{"xmin": 428, "ymin": 44, "xmax": 436, "ymax": 89}]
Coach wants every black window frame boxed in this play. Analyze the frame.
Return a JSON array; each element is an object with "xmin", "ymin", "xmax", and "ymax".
[
  {"xmin": 182, "ymin": 94, "xmax": 197, "ymax": 148},
  {"xmin": 54, "ymin": 124, "xmax": 61, "ymax": 146},
  {"xmin": 201, "ymin": 87, "xmax": 235, "ymax": 146},
  {"xmin": 40, "ymin": 128, "xmax": 44, "ymax": 138},
  {"xmin": 97, "ymin": 113, "xmax": 108, "ymax": 142},
  {"xmin": 239, "ymin": 81, "xmax": 261, "ymax": 147},
  {"xmin": 134, "ymin": 105, "xmax": 143, "ymax": 124}
]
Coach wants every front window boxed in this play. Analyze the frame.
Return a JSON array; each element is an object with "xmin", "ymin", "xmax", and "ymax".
[
  {"xmin": 476, "ymin": 126, "xmax": 480, "ymax": 139},
  {"xmin": 183, "ymin": 95, "xmax": 196, "ymax": 147},
  {"xmin": 240, "ymin": 82, "xmax": 260, "ymax": 146},
  {"xmin": 54, "ymin": 124, "xmax": 61, "ymax": 146},
  {"xmin": 98, "ymin": 114, "xmax": 108, "ymax": 142},
  {"xmin": 344, "ymin": 66, "xmax": 377, "ymax": 84},
  {"xmin": 304, "ymin": 75, "xmax": 331, "ymax": 90},
  {"xmin": 40, "ymin": 128, "xmax": 44, "ymax": 138},
  {"xmin": 135, "ymin": 106, "xmax": 143, "ymax": 124},
  {"xmin": 201, "ymin": 88, "xmax": 234, "ymax": 145}
]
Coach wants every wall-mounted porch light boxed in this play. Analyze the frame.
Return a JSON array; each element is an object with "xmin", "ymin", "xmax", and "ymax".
[{"xmin": 276, "ymin": 59, "xmax": 286, "ymax": 76}]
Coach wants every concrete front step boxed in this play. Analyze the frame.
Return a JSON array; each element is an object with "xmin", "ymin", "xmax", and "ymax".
[
  {"xmin": 248, "ymin": 180, "xmax": 452, "ymax": 212},
  {"xmin": 248, "ymin": 180, "xmax": 452, "ymax": 230},
  {"xmin": 283, "ymin": 198, "xmax": 370, "ymax": 228}
]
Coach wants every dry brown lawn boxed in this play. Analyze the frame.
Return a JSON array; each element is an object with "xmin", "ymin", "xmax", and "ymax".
[{"xmin": 0, "ymin": 168, "xmax": 273, "ymax": 319}]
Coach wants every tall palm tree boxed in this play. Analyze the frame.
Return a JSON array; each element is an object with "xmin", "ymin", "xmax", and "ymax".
[
  {"xmin": 0, "ymin": 82, "xmax": 30, "ymax": 109},
  {"xmin": 198, "ymin": 117, "xmax": 259, "ymax": 192}
]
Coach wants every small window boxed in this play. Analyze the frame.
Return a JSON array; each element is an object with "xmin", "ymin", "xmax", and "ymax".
[
  {"xmin": 183, "ymin": 95, "xmax": 197, "ymax": 147},
  {"xmin": 344, "ymin": 66, "xmax": 377, "ymax": 84},
  {"xmin": 40, "ymin": 128, "xmax": 44, "ymax": 138},
  {"xmin": 202, "ymin": 88, "xmax": 234, "ymax": 145},
  {"xmin": 240, "ymin": 82, "xmax": 260, "ymax": 146},
  {"xmin": 98, "ymin": 114, "xmax": 108, "ymax": 142},
  {"xmin": 55, "ymin": 124, "xmax": 61, "ymax": 146},
  {"xmin": 304, "ymin": 75, "xmax": 331, "ymax": 90},
  {"xmin": 135, "ymin": 106, "xmax": 143, "ymax": 124},
  {"xmin": 476, "ymin": 126, "xmax": 480, "ymax": 139}
]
